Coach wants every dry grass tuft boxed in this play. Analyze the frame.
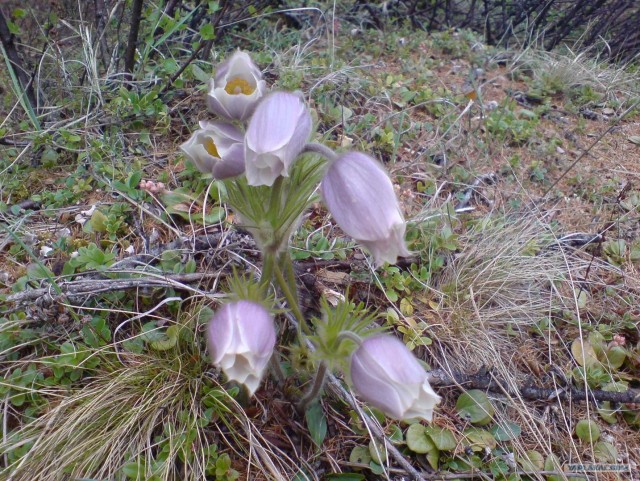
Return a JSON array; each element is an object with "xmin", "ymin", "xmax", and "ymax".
[{"xmin": 0, "ymin": 316, "xmax": 300, "ymax": 481}]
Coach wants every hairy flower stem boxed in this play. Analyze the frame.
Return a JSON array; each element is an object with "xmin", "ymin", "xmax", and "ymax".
[
  {"xmin": 273, "ymin": 259, "xmax": 310, "ymax": 336},
  {"xmin": 269, "ymin": 352, "xmax": 286, "ymax": 386},
  {"xmin": 297, "ymin": 361, "xmax": 328, "ymax": 413},
  {"xmin": 336, "ymin": 330, "xmax": 363, "ymax": 345},
  {"xmin": 259, "ymin": 253, "xmax": 275, "ymax": 288},
  {"xmin": 302, "ymin": 142, "xmax": 338, "ymax": 164}
]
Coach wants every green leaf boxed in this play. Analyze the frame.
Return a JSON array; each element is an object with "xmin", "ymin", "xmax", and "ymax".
[
  {"xmin": 575, "ymin": 419, "xmax": 601, "ymax": 443},
  {"xmin": 149, "ymin": 325, "xmax": 179, "ymax": 351},
  {"xmin": 603, "ymin": 346, "xmax": 626, "ymax": 369},
  {"xmin": 517, "ymin": 450, "xmax": 544, "ymax": 471},
  {"xmin": 348, "ymin": 446, "xmax": 371, "ymax": 465},
  {"xmin": 191, "ymin": 64, "xmax": 209, "ymax": 83},
  {"xmin": 456, "ymin": 390, "xmax": 494, "ymax": 425},
  {"xmin": 368, "ymin": 439, "xmax": 387, "ymax": 465},
  {"xmin": 305, "ymin": 403, "xmax": 327, "ymax": 447},
  {"xmin": 490, "ymin": 421, "xmax": 521, "ymax": 441},
  {"xmin": 597, "ymin": 401, "xmax": 618, "ymax": 424},
  {"xmin": 571, "ymin": 338, "xmax": 599, "ymax": 367},
  {"xmin": 593, "ymin": 441, "xmax": 617, "ymax": 463},
  {"xmin": 425, "ymin": 426, "xmax": 457, "ymax": 451},
  {"xmin": 368, "ymin": 461, "xmax": 384, "ymax": 475},
  {"xmin": 544, "ymin": 454, "xmax": 564, "ymax": 481},
  {"xmin": 200, "ymin": 23, "xmax": 215, "ymax": 40},
  {"xmin": 122, "ymin": 461, "xmax": 143, "ymax": 479},
  {"xmin": 463, "ymin": 428, "xmax": 496, "ymax": 451},
  {"xmin": 406, "ymin": 424, "xmax": 431, "ymax": 454},
  {"xmin": 83, "ymin": 209, "xmax": 108, "ymax": 233},
  {"xmin": 128, "ymin": 171, "xmax": 142, "ymax": 190},
  {"xmin": 387, "ymin": 424, "xmax": 404, "ymax": 444}
]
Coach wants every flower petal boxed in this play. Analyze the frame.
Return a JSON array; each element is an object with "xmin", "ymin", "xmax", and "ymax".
[
  {"xmin": 321, "ymin": 152, "xmax": 410, "ymax": 265},
  {"xmin": 207, "ymin": 300, "xmax": 276, "ymax": 395},
  {"xmin": 244, "ymin": 91, "xmax": 312, "ymax": 186},
  {"xmin": 350, "ymin": 335, "xmax": 440, "ymax": 421}
]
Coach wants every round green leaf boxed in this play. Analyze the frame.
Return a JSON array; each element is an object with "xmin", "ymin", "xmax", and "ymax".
[
  {"xmin": 406, "ymin": 424, "xmax": 430, "ymax": 453},
  {"xmin": 368, "ymin": 439, "xmax": 387, "ymax": 465},
  {"xmin": 575, "ymin": 419, "xmax": 601, "ymax": 443},
  {"xmin": 517, "ymin": 450, "xmax": 544, "ymax": 471},
  {"xmin": 544, "ymin": 454, "xmax": 563, "ymax": 481},
  {"xmin": 456, "ymin": 390, "xmax": 495, "ymax": 425},
  {"xmin": 604, "ymin": 346, "xmax": 626, "ymax": 369},
  {"xmin": 425, "ymin": 426, "xmax": 457, "ymax": 451},
  {"xmin": 348, "ymin": 446, "xmax": 371, "ymax": 465},
  {"xmin": 593, "ymin": 441, "xmax": 617, "ymax": 463},
  {"xmin": 571, "ymin": 339, "xmax": 599, "ymax": 367},
  {"xmin": 490, "ymin": 421, "xmax": 521, "ymax": 441},
  {"xmin": 463, "ymin": 428, "xmax": 496, "ymax": 451}
]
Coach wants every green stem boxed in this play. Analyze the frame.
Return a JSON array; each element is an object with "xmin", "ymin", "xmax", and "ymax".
[
  {"xmin": 297, "ymin": 361, "xmax": 328, "ymax": 413},
  {"xmin": 273, "ymin": 261, "xmax": 309, "ymax": 335},
  {"xmin": 259, "ymin": 252, "xmax": 275, "ymax": 288},
  {"xmin": 336, "ymin": 330, "xmax": 364, "ymax": 346},
  {"xmin": 282, "ymin": 251, "xmax": 300, "ymax": 305},
  {"xmin": 269, "ymin": 352, "xmax": 286, "ymax": 386},
  {"xmin": 267, "ymin": 176, "xmax": 284, "ymax": 220}
]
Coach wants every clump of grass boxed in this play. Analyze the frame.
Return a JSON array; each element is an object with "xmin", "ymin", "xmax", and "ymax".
[
  {"xmin": 0, "ymin": 313, "xmax": 297, "ymax": 481},
  {"xmin": 428, "ymin": 214, "xmax": 590, "ymax": 370},
  {"xmin": 509, "ymin": 41, "xmax": 640, "ymax": 105},
  {"xmin": 418, "ymin": 212, "xmax": 630, "ymax": 472}
]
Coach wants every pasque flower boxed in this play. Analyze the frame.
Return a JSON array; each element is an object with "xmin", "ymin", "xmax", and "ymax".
[
  {"xmin": 321, "ymin": 152, "xmax": 410, "ymax": 266},
  {"xmin": 207, "ymin": 50, "xmax": 267, "ymax": 121},
  {"xmin": 207, "ymin": 300, "xmax": 276, "ymax": 395},
  {"xmin": 244, "ymin": 91, "xmax": 312, "ymax": 186},
  {"xmin": 350, "ymin": 335, "xmax": 440, "ymax": 421},
  {"xmin": 180, "ymin": 121, "xmax": 245, "ymax": 179}
]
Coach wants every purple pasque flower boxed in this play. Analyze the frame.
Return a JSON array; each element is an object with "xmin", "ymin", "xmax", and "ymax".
[
  {"xmin": 207, "ymin": 300, "xmax": 276, "ymax": 395},
  {"xmin": 350, "ymin": 335, "xmax": 440, "ymax": 421},
  {"xmin": 244, "ymin": 91, "xmax": 312, "ymax": 186},
  {"xmin": 207, "ymin": 50, "xmax": 267, "ymax": 121},
  {"xmin": 321, "ymin": 152, "xmax": 410, "ymax": 266},
  {"xmin": 180, "ymin": 120, "xmax": 245, "ymax": 179}
]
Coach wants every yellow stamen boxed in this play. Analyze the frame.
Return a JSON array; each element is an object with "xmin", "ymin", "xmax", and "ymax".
[
  {"xmin": 203, "ymin": 137, "xmax": 220, "ymax": 157},
  {"xmin": 224, "ymin": 77, "xmax": 255, "ymax": 95}
]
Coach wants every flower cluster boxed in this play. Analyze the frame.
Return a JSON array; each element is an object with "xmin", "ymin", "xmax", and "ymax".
[{"xmin": 180, "ymin": 50, "xmax": 438, "ymax": 422}]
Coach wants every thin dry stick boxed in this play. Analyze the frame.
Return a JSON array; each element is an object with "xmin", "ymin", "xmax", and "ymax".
[
  {"xmin": 4, "ymin": 272, "xmax": 219, "ymax": 306},
  {"xmin": 427, "ymin": 368, "xmax": 640, "ymax": 404}
]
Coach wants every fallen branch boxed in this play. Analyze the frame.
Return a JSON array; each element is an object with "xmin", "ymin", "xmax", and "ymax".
[
  {"xmin": 428, "ymin": 368, "xmax": 640, "ymax": 404},
  {"xmin": 4, "ymin": 272, "xmax": 221, "ymax": 307}
]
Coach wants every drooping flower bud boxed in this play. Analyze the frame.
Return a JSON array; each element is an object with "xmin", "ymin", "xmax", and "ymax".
[
  {"xmin": 207, "ymin": 300, "xmax": 276, "ymax": 395},
  {"xmin": 321, "ymin": 152, "xmax": 410, "ymax": 266},
  {"xmin": 180, "ymin": 121, "xmax": 245, "ymax": 179},
  {"xmin": 244, "ymin": 91, "xmax": 312, "ymax": 186},
  {"xmin": 207, "ymin": 50, "xmax": 267, "ymax": 121},
  {"xmin": 350, "ymin": 335, "xmax": 440, "ymax": 421}
]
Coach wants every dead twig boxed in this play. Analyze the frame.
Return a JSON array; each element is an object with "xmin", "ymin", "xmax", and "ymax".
[
  {"xmin": 428, "ymin": 368, "xmax": 640, "ymax": 404},
  {"xmin": 4, "ymin": 272, "xmax": 221, "ymax": 307}
]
